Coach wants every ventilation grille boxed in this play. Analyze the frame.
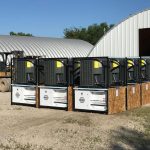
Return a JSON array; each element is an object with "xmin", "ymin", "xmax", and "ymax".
[
  {"xmin": 80, "ymin": 60, "xmax": 93, "ymax": 86},
  {"xmin": 44, "ymin": 60, "xmax": 56, "ymax": 85},
  {"xmin": 16, "ymin": 61, "xmax": 26, "ymax": 83}
]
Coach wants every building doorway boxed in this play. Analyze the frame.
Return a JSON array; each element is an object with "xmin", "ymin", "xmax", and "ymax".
[{"xmin": 139, "ymin": 28, "xmax": 150, "ymax": 56}]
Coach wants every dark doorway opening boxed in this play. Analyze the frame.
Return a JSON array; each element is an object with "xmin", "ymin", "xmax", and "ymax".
[{"xmin": 139, "ymin": 28, "xmax": 150, "ymax": 56}]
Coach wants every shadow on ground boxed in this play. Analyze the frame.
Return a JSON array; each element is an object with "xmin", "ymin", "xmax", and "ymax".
[
  {"xmin": 110, "ymin": 106, "xmax": 150, "ymax": 150},
  {"xmin": 110, "ymin": 126, "xmax": 150, "ymax": 150}
]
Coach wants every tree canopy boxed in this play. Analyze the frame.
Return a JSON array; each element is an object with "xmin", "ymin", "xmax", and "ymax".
[
  {"xmin": 10, "ymin": 31, "xmax": 33, "ymax": 36},
  {"xmin": 64, "ymin": 22, "xmax": 114, "ymax": 45}
]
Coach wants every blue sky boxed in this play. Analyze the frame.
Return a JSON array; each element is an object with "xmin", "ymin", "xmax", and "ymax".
[{"xmin": 0, "ymin": 0, "xmax": 150, "ymax": 37}]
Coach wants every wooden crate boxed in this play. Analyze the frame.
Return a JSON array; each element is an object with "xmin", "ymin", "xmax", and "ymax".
[
  {"xmin": 141, "ymin": 82, "xmax": 150, "ymax": 105},
  {"xmin": 108, "ymin": 86, "xmax": 126, "ymax": 114},
  {"xmin": 36, "ymin": 87, "xmax": 40, "ymax": 108},
  {"xmin": 6, "ymin": 72, "xmax": 11, "ymax": 77},
  {"xmin": 0, "ymin": 72, "xmax": 11, "ymax": 77},
  {"xmin": 67, "ymin": 86, "xmax": 73, "ymax": 111},
  {"xmin": 127, "ymin": 84, "xmax": 141, "ymax": 110},
  {"xmin": 0, "ymin": 72, "xmax": 6, "ymax": 77}
]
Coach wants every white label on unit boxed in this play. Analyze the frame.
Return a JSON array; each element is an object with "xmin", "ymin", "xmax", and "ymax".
[
  {"xmin": 116, "ymin": 89, "xmax": 119, "ymax": 97},
  {"xmin": 132, "ymin": 86, "xmax": 135, "ymax": 94},
  {"xmin": 12, "ymin": 85, "xmax": 36, "ymax": 105},
  {"xmin": 146, "ymin": 84, "xmax": 149, "ymax": 90},
  {"xmin": 40, "ymin": 87, "xmax": 67, "ymax": 108},
  {"xmin": 75, "ymin": 89, "xmax": 107, "ymax": 111}
]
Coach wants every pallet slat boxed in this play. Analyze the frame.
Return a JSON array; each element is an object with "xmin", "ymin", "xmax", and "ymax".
[{"xmin": 68, "ymin": 86, "xmax": 73, "ymax": 111}]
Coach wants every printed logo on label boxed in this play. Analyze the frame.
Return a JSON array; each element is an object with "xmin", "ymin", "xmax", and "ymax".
[
  {"xmin": 16, "ymin": 92, "xmax": 20, "ymax": 98},
  {"xmin": 79, "ymin": 97, "xmax": 85, "ymax": 103},
  {"xmin": 44, "ymin": 95, "xmax": 49, "ymax": 100}
]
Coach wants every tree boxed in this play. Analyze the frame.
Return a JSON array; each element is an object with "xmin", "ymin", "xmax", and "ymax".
[
  {"xmin": 10, "ymin": 31, "xmax": 33, "ymax": 36},
  {"xmin": 64, "ymin": 22, "xmax": 114, "ymax": 45}
]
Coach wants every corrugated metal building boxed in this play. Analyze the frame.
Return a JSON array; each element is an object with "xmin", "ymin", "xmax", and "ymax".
[
  {"xmin": 0, "ymin": 35, "xmax": 93, "ymax": 58},
  {"xmin": 88, "ymin": 9, "xmax": 150, "ymax": 57}
]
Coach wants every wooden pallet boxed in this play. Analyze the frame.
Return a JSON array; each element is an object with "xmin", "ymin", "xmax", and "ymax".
[
  {"xmin": 68, "ymin": 86, "xmax": 73, "ymax": 111},
  {"xmin": 141, "ymin": 82, "xmax": 150, "ymax": 105},
  {"xmin": 108, "ymin": 86, "xmax": 126, "ymax": 114},
  {"xmin": 36, "ymin": 86, "xmax": 40, "ymax": 108},
  {"xmin": 0, "ymin": 72, "xmax": 11, "ymax": 77},
  {"xmin": 126, "ymin": 84, "xmax": 141, "ymax": 110}
]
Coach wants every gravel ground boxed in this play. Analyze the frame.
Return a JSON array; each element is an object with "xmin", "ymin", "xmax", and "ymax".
[{"xmin": 0, "ymin": 92, "xmax": 149, "ymax": 150}]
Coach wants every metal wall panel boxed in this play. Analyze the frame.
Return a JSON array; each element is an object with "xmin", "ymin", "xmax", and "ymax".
[
  {"xmin": 88, "ymin": 9, "xmax": 150, "ymax": 57},
  {"xmin": 0, "ymin": 36, "xmax": 93, "ymax": 59}
]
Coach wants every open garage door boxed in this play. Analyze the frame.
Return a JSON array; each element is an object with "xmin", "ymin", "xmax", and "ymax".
[{"xmin": 139, "ymin": 28, "xmax": 150, "ymax": 56}]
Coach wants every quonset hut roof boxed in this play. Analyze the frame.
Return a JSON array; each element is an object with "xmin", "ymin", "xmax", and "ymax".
[
  {"xmin": 88, "ymin": 8, "xmax": 150, "ymax": 57},
  {"xmin": 0, "ymin": 35, "xmax": 93, "ymax": 58}
]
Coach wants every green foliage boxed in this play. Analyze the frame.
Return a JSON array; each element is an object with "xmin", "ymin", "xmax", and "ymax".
[
  {"xmin": 64, "ymin": 22, "xmax": 114, "ymax": 45},
  {"xmin": 10, "ymin": 31, "xmax": 33, "ymax": 36}
]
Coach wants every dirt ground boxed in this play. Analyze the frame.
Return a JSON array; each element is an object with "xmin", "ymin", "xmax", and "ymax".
[{"xmin": 0, "ymin": 92, "xmax": 150, "ymax": 150}]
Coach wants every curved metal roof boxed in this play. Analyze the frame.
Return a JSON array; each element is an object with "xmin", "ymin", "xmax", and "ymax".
[
  {"xmin": 88, "ymin": 8, "xmax": 150, "ymax": 57},
  {"xmin": 0, "ymin": 35, "xmax": 93, "ymax": 58}
]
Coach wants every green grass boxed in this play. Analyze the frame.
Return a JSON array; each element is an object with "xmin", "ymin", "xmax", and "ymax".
[
  {"xmin": 125, "ymin": 107, "xmax": 150, "ymax": 134},
  {"xmin": 110, "ymin": 106, "xmax": 150, "ymax": 150}
]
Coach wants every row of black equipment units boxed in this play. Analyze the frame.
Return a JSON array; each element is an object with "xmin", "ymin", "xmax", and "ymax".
[
  {"xmin": 11, "ymin": 56, "xmax": 150, "ymax": 114},
  {"xmin": 11, "ymin": 57, "xmax": 73, "ymax": 109},
  {"xmin": 73, "ymin": 57, "xmax": 150, "ymax": 114}
]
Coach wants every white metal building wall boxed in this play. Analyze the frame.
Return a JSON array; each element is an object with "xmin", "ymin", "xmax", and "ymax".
[{"xmin": 88, "ymin": 9, "xmax": 150, "ymax": 57}]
